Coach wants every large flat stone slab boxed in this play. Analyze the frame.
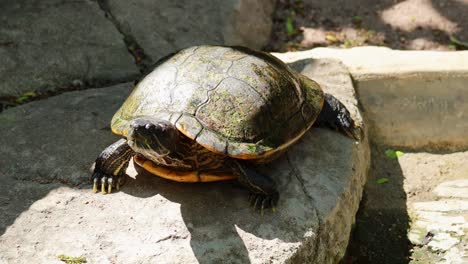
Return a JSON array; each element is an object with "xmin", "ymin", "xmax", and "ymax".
[
  {"xmin": 0, "ymin": 0, "xmax": 138, "ymax": 97},
  {"xmin": 274, "ymin": 47, "xmax": 468, "ymax": 151},
  {"xmin": 0, "ymin": 59, "xmax": 369, "ymax": 263},
  {"xmin": 102, "ymin": 0, "xmax": 276, "ymax": 63}
]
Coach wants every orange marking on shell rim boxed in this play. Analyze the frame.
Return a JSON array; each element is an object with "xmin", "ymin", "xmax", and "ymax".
[{"xmin": 133, "ymin": 155, "xmax": 236, "ymax": 182}]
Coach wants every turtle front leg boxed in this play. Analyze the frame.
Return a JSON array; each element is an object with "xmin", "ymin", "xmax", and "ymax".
[
  {"xmin": 92, "ymin": 138, "xmax": 134, "ymax": 194},
  {"xmin": 232, "ymin": 161, "xmax": 279, "ymax": 214}
]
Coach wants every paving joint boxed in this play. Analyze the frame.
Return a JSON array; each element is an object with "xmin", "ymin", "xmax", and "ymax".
[{"xmin": 96, "ymin": 0, "xmax": 153, "ymax": 73}]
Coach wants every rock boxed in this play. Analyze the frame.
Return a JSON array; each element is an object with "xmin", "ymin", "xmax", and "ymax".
[
  {"xmin": 428, "ymin": 233, "xmax": 460, "ymax": 252},
  {"xmin": 0, "ymin": 0, "xmax": 138, "ymax": 97},
  {"xmin": 274, "ymin": 47, "xmax": 468, "ymax": 151},
  {"xmin": 0, "ymin": 59, "xmax": 369, "ymax": 263},
  {"xmin": 0, "ymin": 83, "xmax": 133, "ymax": 186},
  {"xmin": 399, "ymin": 151, "xmax": 468, "ymax": 263},
  {"xmin": 273, "ymin": 46, "xmax": 468, "ymax": 78},
  {"xmin": 434, "ymin": 180, "xmax": 468, "ymax": 199},
  {"xmin": 101, "ymin": 0, "xmax": 276, "ymax": 63}
]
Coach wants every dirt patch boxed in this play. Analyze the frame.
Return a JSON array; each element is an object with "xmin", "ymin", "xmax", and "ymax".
[
  {"xmin": 267, "ymin": 0, "xmax": 468, "ymax": 52},
  {"xmin": 342, "ymin": 145, "xmax": 468, "ymax": 263}
]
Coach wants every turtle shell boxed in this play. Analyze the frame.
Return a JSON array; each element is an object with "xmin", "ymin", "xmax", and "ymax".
[{"xmin": 111, "ymin": 45, "xmax": 324, "ymax": 160}]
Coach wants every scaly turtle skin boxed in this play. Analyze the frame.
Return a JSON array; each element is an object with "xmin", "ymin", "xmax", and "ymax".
[{"xmin": 92, "ymin": 45, "xmax": 361, "ymax": 212}]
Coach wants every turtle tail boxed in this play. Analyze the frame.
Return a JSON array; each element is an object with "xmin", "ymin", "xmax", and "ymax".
[{"xmin": 315, "ymin": 93, "xmax": 363, "ymax": 141}]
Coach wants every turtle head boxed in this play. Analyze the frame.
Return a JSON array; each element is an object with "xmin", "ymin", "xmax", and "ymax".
[{"xmin": 127, "ymin": 118, "xmax": 179, "ymax": 159}]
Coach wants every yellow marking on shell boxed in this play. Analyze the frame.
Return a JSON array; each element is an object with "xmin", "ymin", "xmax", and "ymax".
[
  {"xmin": 111, "ymin": 125, "xmax": 125, "ymax": 136},
  {"xmin": 134, "ymin": 155, "xmax": 236, "ymax": 182},
  {"xmin": 110, "ymin": 116, "xmax": 128, "ymax": 136}
]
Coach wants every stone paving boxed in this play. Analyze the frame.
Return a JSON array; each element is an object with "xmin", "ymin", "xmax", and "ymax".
[
  {"xmin": 402, "ymin": 152, "xmax": 468, "ymax": 264},
  {"xmin": 1, "ymin": 1, "xmax": 468, "ymax": 262},
  {"xmin": 0, "ymin": 0, "xmax": 275, "ymax": 98},
  {"xmin": 0, "ymin": 59, "xmax": 369, "ymax": 263}
]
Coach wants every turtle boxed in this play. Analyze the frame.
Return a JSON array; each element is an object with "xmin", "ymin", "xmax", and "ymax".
[{"xmin": 92, "ymin": 45, "xmax": 361, "ymax": 211}]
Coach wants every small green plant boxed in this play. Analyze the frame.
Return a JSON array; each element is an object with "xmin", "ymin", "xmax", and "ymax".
[
  {"xmin": 385, "ymin": 149, "xmax": 405, "ymax": 159},
  {"xmin": 15, "ymin": 91, "xmax": 38, "ymax": 104},
  {"xmin": 341, "ymin": 39, "xmax": 355, "ymax": 48},
  {"xmin": 57, "ymin": 254, "xmax": 87, "ymax": 264},
  {"xmin": 285, "ymin": 12, "xmax": 296, "ymax": 35},
  {"xmin": 449, "ymin": 36, "xmax": 468, "ymax": 49},
  {"xmin": 377, "ymin": 177, "xmax": 389, "ymax": 184}
]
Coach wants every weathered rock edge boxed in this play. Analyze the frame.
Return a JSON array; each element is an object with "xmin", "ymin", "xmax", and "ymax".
[
  {"xmin": 273, "ymin": 46, "xmax": 468, "ymax": 80},
  {"xmin": 274, "ymin": 47, "xmax": 468, "ymax": 151},
  {"xmin": 0, "ymin": 59, "xmax": 369, "ymax": 263}
]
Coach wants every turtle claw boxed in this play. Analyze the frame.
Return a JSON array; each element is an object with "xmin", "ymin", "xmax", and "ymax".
[
  {"xmin": 248, "ymin": 192, "xmax": 279, "ymax": 214},
  {"xmin": 91, "ymin": 171, "xmax": 124, "ymax": 195},
  {"xmin": 116, "ymin": 177, "xmax": 123, "ymax": 191},
  {"xmin": 107, "ymin": 178, "xmax": 113, "ymax": 194},
  {"xmin": 92, "ymin": 178, "xmax": 99, "ymax": 193},
  {"xmin": 101, "ymin": 177, "xmax": 108, "ymax": 194}
]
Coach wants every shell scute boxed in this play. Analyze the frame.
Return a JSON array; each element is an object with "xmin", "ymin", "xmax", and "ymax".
[{"xmin": 111, "ymin": 45, "xmax": 324, "ymax": 160}]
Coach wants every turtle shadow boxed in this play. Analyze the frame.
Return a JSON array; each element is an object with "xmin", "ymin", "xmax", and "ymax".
[
  {"xmin": 122, "ymin": 159, "xmax": 312, "ymax": 264},
  {"xmin": 0, "ymin": 176, "xmax": 59, "ymax": 236}
]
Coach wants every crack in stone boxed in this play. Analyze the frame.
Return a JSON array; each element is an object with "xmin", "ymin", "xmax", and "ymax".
[
  {"xmin": 0, "ymin": 78, "xmax": 134, "ymax": 114},
  {"xmin": 155, "ymin": 234, "xmax": 188, "ymax": 243},
  {"xmin": 96, "ymin": 0, "xmax": 152, "ymax": 72},
  {"xmin": 286, "ymin": 154, "xmax": 313, "ymax": 203},
  {"xmin": 13, "ymin": 174, "xmax": 77, "ymax": 187},
  {"xmin": 286, "ymin": 153, "xmax": 323, "ymax": 262}
]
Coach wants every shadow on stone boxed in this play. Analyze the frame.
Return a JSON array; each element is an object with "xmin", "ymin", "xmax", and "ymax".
[
  {"xmin": 269, "ymin": 0, "xmax": 468, "ymax": 51},
  {"xmin": 0, "ymin": 60, "xmax": 366, "ymax": 262},
  {"xmin": 0, "ymin": 177, "xmax": 59, "ymax": 236},
  {"xmin": 122, "ymin": 152, "xmax": 317, "ymax": 263},
  {"xmin": 343, "ymin": 144, "xmax": 411, "ymax": 264}
]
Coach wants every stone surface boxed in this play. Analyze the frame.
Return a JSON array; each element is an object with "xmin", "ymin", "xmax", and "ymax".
[
  {"xmin": 274, "ymin": 47, "xmax": 468, "ymax": 151},
  {"xmin": 0, "ymin": 83, "xmax": 133, "ymax": 186},
  {"xmin": 355, "ymin": 75, "xmax": 467, "ymax": 151},
  {"xmin": 398, "ymin": 151, "xmax": 468, "ymax": 264},
  {"xmin": 101, "ymin": 0, "xmax": 276, "ymax": 63},
  {"xmin": 0, "ymin": 0, "xmax": 138, "ymax": 97},
  {"xmin": 273, "ymin": 46, "xmax": 468, "ymax": 78},
  {"xmin": 0, "ymin": 59, "xmax": 369, "ymax": 263}
]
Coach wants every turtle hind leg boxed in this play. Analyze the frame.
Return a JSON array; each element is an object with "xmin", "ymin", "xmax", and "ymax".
[
  {"xmin": 92, "ymin": 138, "xmax": 134, "ymax": 194},
  {"xmin": 231, "ymin": 161, "xmax": 279, "ymax": 214},
  {"xmin": 315, "ymin": 93, "xmax": 362, "ymax": 140}
]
